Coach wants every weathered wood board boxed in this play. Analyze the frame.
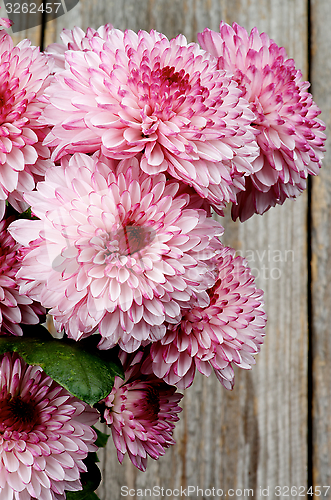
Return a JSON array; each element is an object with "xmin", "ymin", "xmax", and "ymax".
[{"xmin": 310, "ymin": 0, "xmax": 331, "ymax": 491}]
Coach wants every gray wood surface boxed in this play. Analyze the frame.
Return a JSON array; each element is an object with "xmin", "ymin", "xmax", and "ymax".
[
  {"xmin": 7, "ymin": 0, "xmax": 328, "ymax": 498},
  {"xmin": 310, "ymin": 0, "xmax": 331, "ymax": 490}
]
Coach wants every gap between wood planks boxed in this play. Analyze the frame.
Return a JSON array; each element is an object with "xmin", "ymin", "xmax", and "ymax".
[{"xmin": 39, "ymin": 0, "xmax": 48, "ymax": 50}]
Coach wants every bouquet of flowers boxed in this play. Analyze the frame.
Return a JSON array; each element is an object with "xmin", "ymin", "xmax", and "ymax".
[{"xmin": 0, "ymin": 17, "xmax": 325, "ymax": 500}]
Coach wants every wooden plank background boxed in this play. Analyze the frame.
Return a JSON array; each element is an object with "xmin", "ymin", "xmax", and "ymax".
[
  {"xmin": 3, "ymin": 0, "xmax": 330, "ymax": 498},
  {"xmin": 310, "ymin": 0, "xmax": 331, "ymax": 489}
]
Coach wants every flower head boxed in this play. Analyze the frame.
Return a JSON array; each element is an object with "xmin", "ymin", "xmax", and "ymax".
[
  {"xmin": 0, "ymin": 352, "xmax": 98, "ymax": 500},
  {"xmin": 45, "ymin": 24, "xmax": 114, "ymax": 73},
  {"xmin": 9, "ymin": 153, "xmax": 223, "ymax": 352},
  {"xmin": 0, "ymin": 217, "xmax": 44, "ymax": 336},
  {"xmin": 198, "ymin": 22, "xmax": 326, "ymax": 220},
  {"xmin": 102, "ymin": 350, "xmax": 182, "ymax": 471},
  {"xmin": 148, "ymin": 246, "xmax": 266, "ymax": 390},
  {"xmin": 42, "ymin": 27, "xmax": 259, "ymax": 212},
  {"xmin": 0, "ymin": 31, "xmax": 52, "ymax": 211}
]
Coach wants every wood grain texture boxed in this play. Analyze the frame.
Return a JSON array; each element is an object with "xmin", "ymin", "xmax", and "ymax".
[
  {"xmin": 310, "ymin": 0, "xmax": 331, "ymax": 489},
  {"xmin": 40, "ymin": 1, "xmax": 309, "ymax": 498}
]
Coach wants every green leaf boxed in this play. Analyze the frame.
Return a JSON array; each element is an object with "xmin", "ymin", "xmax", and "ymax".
[
  {"xmin": 67, "ymin": 493, "xmax": 100, "ymax": 500},
  {"xmin": 17, "ymin": 207, "xmax": 39, "ymax": 220},
  {"xmin": 0, "ymin": 330, "xmax": 123, "ymax": 406},
  {"xmin": 66, "ymin": 490, "xmax": 101, "ymax": 500},
  {"xmin": 87, "ymin": 451, "xmax": 100, "ymax": 463},
  {"xmin": 66, "ymin": 455, "xmax": 102, "ymax": 500},
  {"xmin": 93, "ymin": 427, "xmax": 110, "ymax": 448}
]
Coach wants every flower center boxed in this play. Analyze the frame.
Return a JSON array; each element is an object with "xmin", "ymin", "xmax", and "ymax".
[
  {"xmin": 106, "ymin": 225, "xmax": 155, "ymax": 257},
  {"xmin": 157, "ymin": 66, "xmax": 190, "ymax": 91},
  {"xmin": 0, "ymin": 76, "xmax": 26, "ymax": 125},
  {"xmin": 153, "ymin": 65, "xmax": 191, "ymax": 106},
  {"xmin": 0, "ymin": 223, "xmax": 18, "ymax": 274},
  {"xmin": 125, "ymin": 383, "xmax": 161, "ymax": 422},
  {"xmin": 145, "ymin": 65, "xmax": 192, "ymax": 120},
  {"xmin": 0, "ymin": 94, "xmax": 7, "ymax": 124},
  {"xmin": 144, "ymin": 386, "xmax": 161, "ymax": 418},
  {"xmin": 0, "ymin": 394, "xmax": 38, "ymax": 433}
]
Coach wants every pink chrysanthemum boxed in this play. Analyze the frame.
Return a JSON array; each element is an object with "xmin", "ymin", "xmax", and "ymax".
[
  {"xmin": 0, "ymin": 352, "xmax": 98, "ymax": 500},
  {"xmin": 42, "ymin": 27, "xmax": 259, "ymax": 211},
  {"xmin": 198, "ymin": 22, "xmax": 326, "ymax": 221},
  {"xmin": 0, "ymin": 31, "xmax": 52, "ymax": 212},
  {"xmin": 45, "ymin": 24, "xmax": 114, "ymax": 73},
  {"xmin": 102, "ymin": 350, "xmax": 182, "ymax": 471},
  {"xmin": 9, "ymin": 153, "xmax": 223, "ymax": 351},
  {"xmin": 147, "ymin": 246, "xmax": 266, "ymax": 390},
  {"xmin": 0, "ymin": 217, "xmax": 44, "ymax": 336}
]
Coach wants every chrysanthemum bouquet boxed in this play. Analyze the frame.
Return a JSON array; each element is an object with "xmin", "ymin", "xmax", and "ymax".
[{"xmin": 0, "ymin": 17, "xmax": 325, "ymax": 500}]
